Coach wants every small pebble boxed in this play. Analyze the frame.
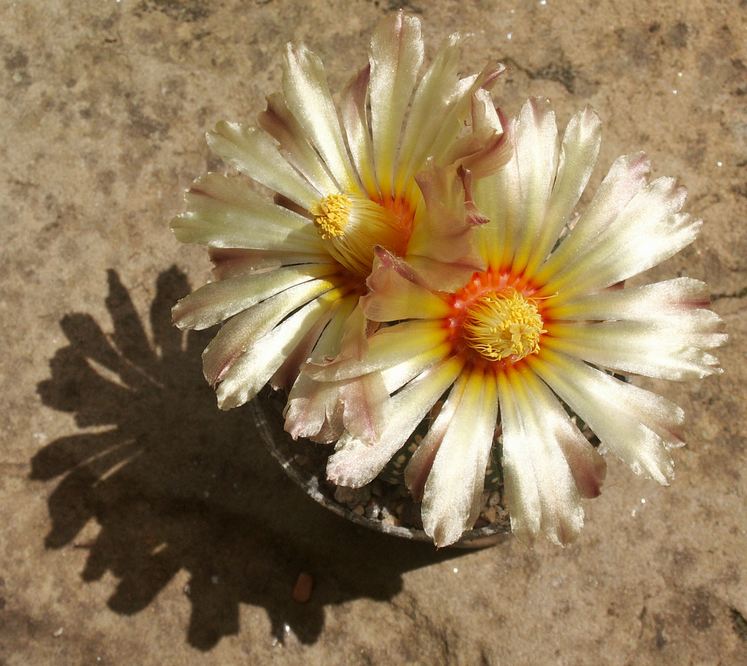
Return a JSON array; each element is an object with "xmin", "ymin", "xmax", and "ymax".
[
  {"xmin": 364, "ymin": 500, "xmax": 380, "ymax": 520},
  {"xmin": 334, "ymin": 485, "xmax": 370, "ymax": 506},
  {"xmin": 292, "ymin": 572, "xmax": 313, "ymax": 604},
  {"xmin": 53, "ymin": 627, "xmax": 64, "ymax": 638}
]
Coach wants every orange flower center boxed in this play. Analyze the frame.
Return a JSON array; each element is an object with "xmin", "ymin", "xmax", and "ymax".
[{"xmin": 446, "ymin": 270, "xmax": 547, "ymax": 368}]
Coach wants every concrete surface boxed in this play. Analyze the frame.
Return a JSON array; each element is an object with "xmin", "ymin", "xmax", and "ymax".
[{"xmin": 1, "ymin": 0, "xmax": 746, "ymax": 664}]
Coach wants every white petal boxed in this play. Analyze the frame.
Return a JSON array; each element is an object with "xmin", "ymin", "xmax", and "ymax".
[
  {"xmin": 422, "ymin": 368, "xmax": 499, "ymax": 547},
  {"xmin": 283, "ymin": 44, "xmax": 358, "ymax": 191},
  {"xmin": 215, "ymin": 287, "xmax": 342, "ymax": 409},
  {"xmin": 524, "ymin": 107, "xmax": 601, "ymax": 277},
  {"xmin": 498, "ymin": 369, "xmax": 586, "ymax": 545},
  {"xmin": 404, "ymin": 374, "xmax": 468, "ymax": 500},
  {"xmin": 326, "ymin": 356, "xmax": 464, "ymax": 487},
  {"xmin": 368, "ymin": 11, "xmax": 424, "ymax": 195},
  {"xmin": 171, "ymin": 173, "xmax": 325, "ymax": 254},
  {"xmin": 395, "ymin": 32, "xmax": 463, "ymax": 190},
  {"xmin": 258, "ymin": 93, "xmax": 339, "ymax": 195},
  {"xmin": 518, "ymin": 368, "xmax": 606, "ymax": 499},
  {"xmin": 206, "ymin": 121, "xmax": 321, "ymax": 208},
  {"xmin": 549, "ymin": 277, "xmax": 712, "ymax": 321},
  {"xmin": 536, "ymin": 152, "xmax": 650, "ymax": 284},
  {"xmin": 284, "ymin": 296, "xmax": 358, "ymax": 442},
  {"xmin": 208, "ymin": 248, "xmax": 329, "ymax": 280},
  {"xmin": 310, "ymin": 320, "xmax": 449, "ymax": 381},
  {"xmin": 172, "ymin": 263, "xmax": 340, "ymax": 330},
  {"xmin": 546, "ymin": 178, "xmax": 698, "ymax": 299},
  {"xmin": 340, "ymin": 65, "xmax": 379, "ymax": 197},
  {"xmin": 529, "ymin": 350, "xmax": 681, "ymax": 484},
  {"xmin": 509, "ymin": 97, "xmax": 559, "ymax": 275},
  {"xmin": 202, "ymin": 278, "xmax": 339, "ymax": 387},
  {"xmin": 545, "ymin": 317, "xmax": 725, "ymax": 380}
]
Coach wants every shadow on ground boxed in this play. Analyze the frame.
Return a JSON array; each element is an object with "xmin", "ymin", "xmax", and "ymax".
[{"xmin": 33, "ymin": 267, "xmax": 460, "ymax": 650}]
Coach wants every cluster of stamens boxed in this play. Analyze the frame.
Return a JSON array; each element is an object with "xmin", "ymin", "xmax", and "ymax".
[
  {"xmin": 447, "ymin": 271, "xmax": 547, "ymax": 366},
  {"xmin": 312, "ymin": 194, "xmax": 351, "ymax": 239},
  {"xmin": 462, "ymin": 288, "xmax": 545, "ymax": 362}
]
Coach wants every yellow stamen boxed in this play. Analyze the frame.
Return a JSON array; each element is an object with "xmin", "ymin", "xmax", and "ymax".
[
  {"xmin": 463, "ymin": 288, "xmax": 545, "ymax": 362},
  {"xmin": 312, "ymin": 194, "xmax": 351, "ymax": 239}
]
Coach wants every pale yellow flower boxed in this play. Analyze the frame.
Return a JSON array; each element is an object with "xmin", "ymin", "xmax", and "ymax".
[
  {"xmin": 171, "ymin": 12, "xmax": 508, "ymax": 443},
  {"xmin": 315, "ymin": 99, "xmax": 726, "ymax": 546}
]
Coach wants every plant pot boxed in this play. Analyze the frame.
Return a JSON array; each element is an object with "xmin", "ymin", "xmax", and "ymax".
[{"xmin": 249, "ymin": 390, "xmax": 511, "ymax": 549}]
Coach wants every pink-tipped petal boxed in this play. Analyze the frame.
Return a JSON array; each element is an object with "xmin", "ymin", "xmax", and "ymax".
[
  {"xmin": 172, "ymin": 263, "xmax": 339, "ymax": 331},
  {"xmin": 368, "ymin": 11, "xmax": 424, "ymax": 196},
  {"xmin": 282, "ymin": 43, "xmax": 358, "ymax": 191},
  {"xmin": 421, "ymin": 368, "xmax": 499, "ymax": 547},
  {"xmin": 529, "ymin": 350, "xmax": 681, "ymax": 484},
  {"xmin": 206, "ymin": 121, "xmax": 321, "ymax": 208},
  {"xmin": 326, "ymin": 356, "xmax": 464, "ymax": 487},
  {"xmin": 171, "ymin": 173, "xmax": 324, "ymax": 254}
]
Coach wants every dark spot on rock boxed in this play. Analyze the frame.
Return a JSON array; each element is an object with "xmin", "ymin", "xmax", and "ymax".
[
  {"xmin": 668, "ymin": 22, "xmax": 689, "ymax": 48},
  {"xmin": 534, "ymin": 60, "xmax": 577, "ymax": 94},
  {"xmin": 671, "ymin": 548, "xmax": 695, "ymax": 569},
  {"xmin": 97, "ymin": 170, "xmax": 116, "ymax": 197},
  {"xmin": 135, "ymin": 0, "xmax": 211, "ymax": 23},
  {"xmin": 126, "ymin": 102, "xmax": 170, "ymax": 140},
  {"xmin": 688, "ymin": 592, "xmax": 715, "ymax": 631},
  {"xmin": 5, "ymin": 50, "xmax": 28, "ymax": 71},
  {"xmin": 731, "ymin": 608, "xmax": 747, "ymax": 641}
]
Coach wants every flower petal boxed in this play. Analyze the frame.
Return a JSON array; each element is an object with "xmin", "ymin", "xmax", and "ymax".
[
  {"xmin": 215, "ymin": 287, "xmax": 344, "ymax": 410},
  {"xmin": 545, "ymin": 316, "xmax": 725, "ymax": 380},
  {"xmin": 529, "ymin": 350, "xmax": 681, "ymax": 484},
  {"xmin": 508, "ymin": 97, "xmax": 559, "ymax": 275},
  {"xmin": 368, "ymin": 11, "xmax": 424, "ymax": 196},
  {"xmin": 310, "ymin": 319, "xmax": 449, "ymax": 382},
  {"xmin": 497, "ymin": 369, "xmax": 585, "ymax": 545},
  {"xmin": 284, "ymin": 296, "xmax": 358, "ymax": 442},
  {"xmin": 208, "ymin": 248, "xmax": 328, "ymax": 280},
  {"xmin": 172, "ymin": 263, "xmax": 340, "ymax": 330},
  {"xmin": 340, "ymin": 65, "xmax": 378, "ymax": 197},
  {"xmin": 421, "ymin": 367, "xmax": 499, "ymax": 547},
  {"xmin": 283, "ymin": 44, "xmax": 358, "ymax": 192},
  {"xmin": 258, "ymin": 93, "xmax": 338, "ymax": 195},
  {"xmin": 548, "ymin": 277, "xmax": 713, "ymax": 321},
  {"xmin": 326, "ymin": 356, "xmax": 464, "ymax": 487},
  {"xmin": 524, "ymin": 106, "xmax": 601, "ymax": 277},
  {"xmin": 395, "ymin": 31, "xmax": 464, "ymax": 189},
  {"xmin": 407, "ymin": 159, "xmax": 486, "ymax": 270},
  {"xmin": 361, "ymin": 248, "xmax": 451, "ymax": 322},
  {"xmin": 518, "ymin": 367, "xmax": 606, "ymax": 499},
  {"xmin": 539, "ymin": 175, "xmax": 700, "ymax": 300},
  {"xmin": 535, "ymin": 152, "xmax": 651, "ymax": 285},
  {"xmin": 404, "ymin": 375, "xmax": 467, "ymax": 501},
  {"xmin": 171, "ymin": 173, "xmax": 324, "ymax": 254},
  {"xmin": 202, "ymin": 278, "xmax": 340, "ymax": 387},
  {"xmin": 206, "ymin": 121, "xmax": 321, "ymax": 208}
]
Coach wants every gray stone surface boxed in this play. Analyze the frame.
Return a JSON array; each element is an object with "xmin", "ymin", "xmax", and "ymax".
[{"xmin": 1, "ymin": 0, "xmax": 745, "ymax": 664}]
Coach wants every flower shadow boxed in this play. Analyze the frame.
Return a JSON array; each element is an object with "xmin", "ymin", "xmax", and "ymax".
[{"xmin": 33, "ymin": 267, "xmax": 460, "ymax": 651}]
